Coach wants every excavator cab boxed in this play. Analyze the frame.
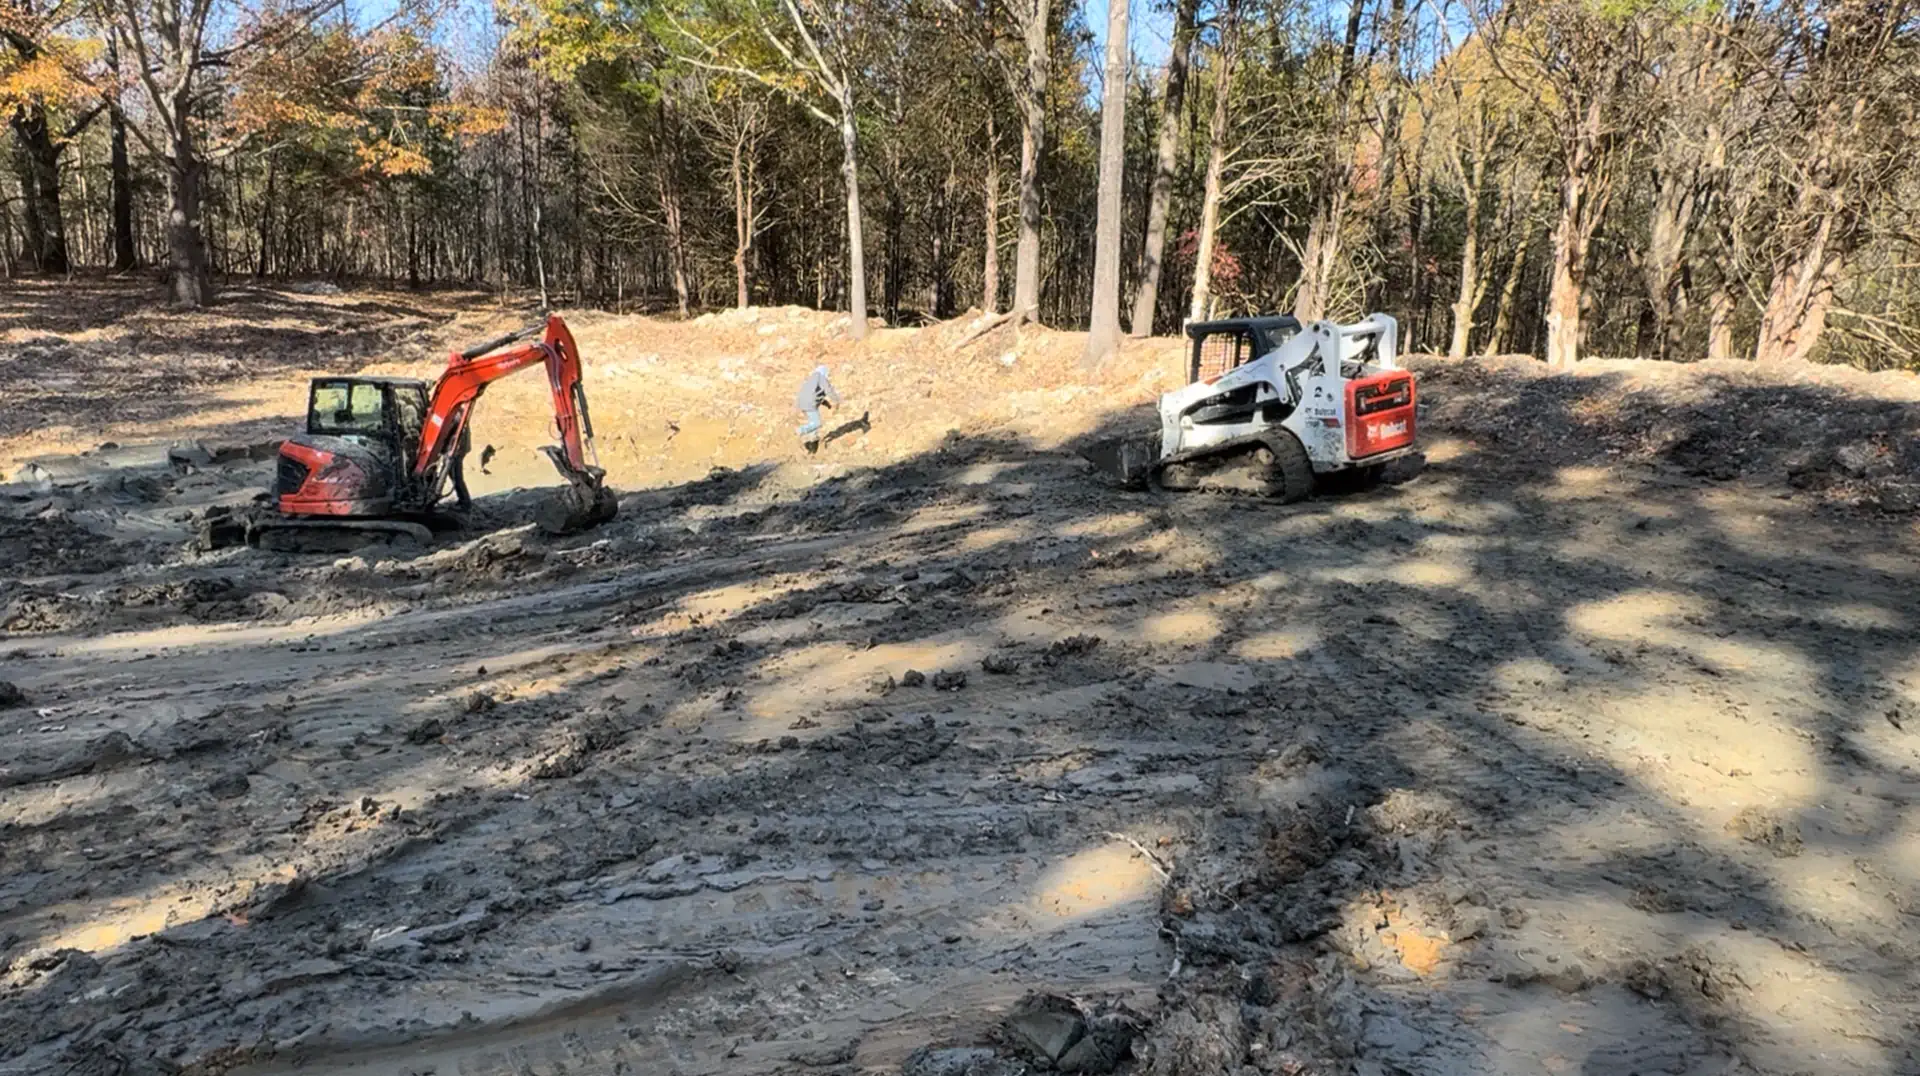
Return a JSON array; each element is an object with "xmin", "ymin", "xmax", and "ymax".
[{"xmin": 275, "ymin": 377, "xmax": 436, "ymax": 519}]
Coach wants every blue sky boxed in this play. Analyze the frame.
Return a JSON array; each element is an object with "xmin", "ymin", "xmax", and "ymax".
[
  {"xmin": 1089, "ymin": 0, "xmax": 1178, "ymax": 74},
  {"xmin": 352, "ymin": 0, "xmax": 1184, "ymax": 80}
]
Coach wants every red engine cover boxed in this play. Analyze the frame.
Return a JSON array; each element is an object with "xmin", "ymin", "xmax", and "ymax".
[{"xmin": 1345, "ymin": 372, "xmax": 1417, "ymax": 459}]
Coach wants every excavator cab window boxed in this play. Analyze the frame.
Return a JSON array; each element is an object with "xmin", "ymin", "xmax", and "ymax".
[{"xmin": 309, "ymin": 380, "xmax": 388, "ymax": 437}]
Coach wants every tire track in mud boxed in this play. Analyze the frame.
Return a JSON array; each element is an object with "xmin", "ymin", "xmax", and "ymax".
[{"xmin": 7, "ymin": 442, "xmax": 1920, "ymax": 1076}]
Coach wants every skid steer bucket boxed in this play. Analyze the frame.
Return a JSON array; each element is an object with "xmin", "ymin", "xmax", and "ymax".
[{"xmin": 1079, "ymin": 435, "xmax": 1160, "ymax": 489}]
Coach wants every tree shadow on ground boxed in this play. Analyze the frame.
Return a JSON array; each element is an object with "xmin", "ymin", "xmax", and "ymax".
[{"xmin": 2, "ymin": 366, "xmax": 1919, "ymax": 1074}]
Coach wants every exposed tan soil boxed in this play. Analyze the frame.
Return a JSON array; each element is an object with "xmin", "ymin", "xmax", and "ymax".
[{"xmin": 4, "ymin": 279, "xmax": 1920, "ymax": 1076}]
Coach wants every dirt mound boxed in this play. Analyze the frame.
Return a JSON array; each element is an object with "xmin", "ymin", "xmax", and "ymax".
[
  {"xmin": 1415, "ymin": 354, "xmax": 1920, "ymax": 511},
  {"xmin": 7, "ymin": 284, "xmax": 1920, "ymax": 1076}
]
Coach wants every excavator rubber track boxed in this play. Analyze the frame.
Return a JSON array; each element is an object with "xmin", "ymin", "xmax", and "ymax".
[{"xmin": 248, "ymin": 517, "xmax": 434, "ymax": 554}]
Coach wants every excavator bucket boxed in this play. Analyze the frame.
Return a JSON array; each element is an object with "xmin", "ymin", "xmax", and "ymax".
[{"xmin": 537, "ymin": 445, "xmax": 619, "ymax": 535}]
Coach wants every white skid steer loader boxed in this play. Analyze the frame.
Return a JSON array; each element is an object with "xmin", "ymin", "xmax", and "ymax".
[{"xmin": 1084, "ymin": 313, "xmax": 1419, "ymax": 500}]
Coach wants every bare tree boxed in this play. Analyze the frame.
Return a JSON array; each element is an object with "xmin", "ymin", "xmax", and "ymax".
[
  {"xmin": 2, "ymin": 0, "xmax": 106, "ymax": 275},
  {"xmin": 105, "ymin": 0, "xmax": 218, "ymax": 303},
  {"xmin": 1427, "ymin": 20, "xmax": 1539, "ymax": 359},
  {"xmin": 1479, "ymin": 0, "xmax": 1655, "ymax": 366},
  {"xmin": 1082, "ymin": 0, "xmax": 1128, "ymax": 365},
  {"xmin": 686, "ymin": 71, "xmax": 772, "ymax": 308},
  {"xmin": 1129, "ymin": 0, "xmax": 1198, "ymax": 336},
  {"xmin": 676, "ymin": 0, "xmax": 873, "ymax": 337},
  {"xmin": 1625, "ymin": 11, "xmax": 1768, "ymax": 361},
  {"xmin": 105, "ymin": 36, "xmax": 136, "ymax": 270},
  {"xmin": 572, "ymin": 80, "xmax": 694, "ymax": 314},
  {"xmin": 1292, "ymin": 0, "xmax": 1365, "ymax": 322},
  {"xmin": 1479, "ymin": 180, "xmax": 1542, "ymax": 356},
  {"xmin": 1009, "ymin": 0, "xmax": 1049, "ymax": 323},
  {"xmin": 981, "ymin": 110, "xmax": 1001, "ymax": 312},
  {"xmin": 1749, "ymin": 0, "xmax": 1917, "ymax": 364},
  {"xmin": 105, "ymin": 0, "xmax": 346, "ymax": 304},
  {"xmin": 936, "ymin": 0, "xmax": 1053, "ymax": 323},
  {"xmin": 1187, "ymin": 0, "xmax": 1316, "ymax": 322},
  {"xmin": 1187, "ymin": 0, "xmax": 1241, "ymax": 323}
]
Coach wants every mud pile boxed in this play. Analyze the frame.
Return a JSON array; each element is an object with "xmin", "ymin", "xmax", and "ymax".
[
  {"xmin": 5, "ymin": 284, "xmax": 1920, "ymax": 1076},
  {"xmin": 1415, "ymin": 354, "xmax": 1920, "ymax": 512}
]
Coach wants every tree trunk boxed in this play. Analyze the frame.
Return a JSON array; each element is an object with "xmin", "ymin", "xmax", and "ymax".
[
  {"xmin": 838, "ymin": 88, "xmax": 869, "ymax": 341},
  {"xmin": 10, "ymin": 108, "xmax": 68, "ymax": 273},
  {"xmin": 255, "ymin": 150, "xmax": 274, "ymax": 277},
  {"xmin": 1082, "ymin": 0, "xmax": 1129, "ymax": 367},
  {"xmin": 931, "ymin": 159, "xmax": 955, "ymax": 317},
  {"xmin": 1012, "ymin": 0, "xmax": 1051, "ymax": 324},
  {"xmin": 1188, "ymin": 48, "xmax": 1233, "ymax": 324},
  {"xmin": 815, "ymin": 167, "xmax": 829, "ymax": 310},
  {"xmin": 1707, "ymin": 275, "xmax": 1735, "ymax": 360},
  {"xmin": 406, "ymin": 187, "xmax": 421, "ymax": 289},
  {"xmin": 1544, "ymin": 171, "xmax": 1585, "ymax": 368},
  {"xmin": 731, "ymin": 134, "xmax": 750, "ymax": 308},
  {"xmin": 1129, "ymin": 0, "xmax": 1199, "ymax": 337},
  {"xmin": 74, "ymin": 159, "xmax": 94, "ymax": 266},
  {"xmin": 660, "ymin": 181, "xmax": 688, "ymax": 316},
  {"xmin": 1447, "ymin": 154, "xmax": 1485, "ymax": 359},
  {"xmin": 653, "ymin": 100, "xmax": 689, "ymax": 316},
  {"xmin": 1482, "ymin": 180, "xmax": 1538, "ymax": 356},
  {"xmin": 1296, "ymin": 196, "xmax": 1348, "ymax": 322},
  {"xmin": 9, "ymin": 134, "xmax": 43, "ymax": 272},
  {"xmin": 1544, "ymin": 99, "xmax": 1604, "ymax": 368},
  {"xmin": 1641, "ymin": 165, "xmax": 1699, "ymax": 361},
  {"xmin": 1754, "ymin": 225, "xmax": 1841, "ymax": 364},
  {"xmin": 0, "ymin": 192, "xmax": 14, "ymax": 276},
  {"xmin": 166, "ymin": 130, "xmax": 211, "ymax": 306},
  {"xmin": 982, "ymin": 112, "xmax": 1000, "ymax": 314},
  {"xmin": 1407, "ymin": 145, "xmax": 1430, "ymax": 345},
  {"xmin": 1373, "ymin": 0, "xmax": 1407, "ymax": 279}
]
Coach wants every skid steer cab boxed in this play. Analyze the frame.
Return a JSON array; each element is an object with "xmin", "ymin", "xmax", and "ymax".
[{"xmin": 1085, "ymin": 313, "xmax": 1418, "ymax": 500}]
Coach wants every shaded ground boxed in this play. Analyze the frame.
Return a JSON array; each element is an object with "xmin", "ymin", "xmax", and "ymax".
[{"xmin": 3, "ymin": 281, "xmax": 1920, "ymax": 1075}]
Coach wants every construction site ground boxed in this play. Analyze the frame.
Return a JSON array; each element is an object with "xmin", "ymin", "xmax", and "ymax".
[{"xmin": 5, "ymin": 278, "xmax": 1920, "ymax": 1075}]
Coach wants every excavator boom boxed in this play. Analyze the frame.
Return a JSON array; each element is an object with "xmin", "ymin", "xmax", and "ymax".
[
  {"xmin": 415, "ymin": 314, "xmax": 615, "ymax": 534},
  {"xmin": 414, "ymin": 315, "xmax": 596, "ymax": 479}
]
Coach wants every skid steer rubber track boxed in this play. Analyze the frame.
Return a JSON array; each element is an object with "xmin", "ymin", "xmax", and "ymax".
[{"xmin": 1153, "ymin": 431, "xmax": 1314, "ymax": 502}]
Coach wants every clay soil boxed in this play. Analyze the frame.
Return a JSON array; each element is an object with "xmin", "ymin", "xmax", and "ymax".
[{"xmin": 4, "ymin": 278, "xmax": 1920, "ymax": 1076}]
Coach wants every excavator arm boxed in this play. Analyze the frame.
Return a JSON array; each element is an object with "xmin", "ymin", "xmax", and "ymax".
[{"xmin": 417, "ymin": 314, "xmax": 616, "ymax": 533}]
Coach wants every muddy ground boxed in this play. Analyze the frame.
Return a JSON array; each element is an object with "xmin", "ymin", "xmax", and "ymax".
[{"xmin": 4, "ymin": 280, "xmax": 1920, "ymax": 1076}]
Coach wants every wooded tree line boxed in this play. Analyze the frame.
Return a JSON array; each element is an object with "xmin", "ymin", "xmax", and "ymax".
[{"xmin": 3, "ymin": 0, "xmax": 1916, "ymax": 366}]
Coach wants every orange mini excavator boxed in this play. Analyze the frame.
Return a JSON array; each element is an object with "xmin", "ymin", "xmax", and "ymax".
[{"xmin": 252, "ymin": 315, "xmax": 617, "ymax": 551}]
